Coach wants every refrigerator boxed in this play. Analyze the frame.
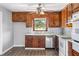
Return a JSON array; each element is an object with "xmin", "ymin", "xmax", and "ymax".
[
  {"xmin": 72, "ymin": 11, "xmax": 79, "ymax": 52},
  {"xmin": 72, "ymin": 12, "xmax": 79, "ymax": 42}
]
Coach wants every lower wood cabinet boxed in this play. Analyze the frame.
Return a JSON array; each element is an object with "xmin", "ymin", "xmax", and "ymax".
[
  {"xmin": 72, "ymin": 49, "xmax": 79, "ymax": 56},
  {"xmin": 68, "ymin": 41, "xmax": 72, "ymax": 56},
  {"xmin": 25, "ymin": 35, "xmax": 45, "ymax": 48}
]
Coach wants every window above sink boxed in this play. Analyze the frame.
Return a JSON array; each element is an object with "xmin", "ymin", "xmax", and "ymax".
[{"xmin": 33, "ymin": 18, "xmax": 47, "ymax": 31}]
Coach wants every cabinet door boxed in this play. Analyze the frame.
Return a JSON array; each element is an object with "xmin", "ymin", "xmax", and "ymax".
[
  {"xmin": 48, "ymin": 13, "xmax": 54, "ymax": 27},
  {"xmin": 26, "ymin": 14, "xmax": 33, "ymax": 27},
  {"xmin": 53, "ymin": 13, "xmax": 60, "ymax": 27},
  {"xmin": 72, "ymin": 3, "xmax": 79, "ymax": 10},
  {"xmin": 66, "ymin": 4, "xmax": 72, "ymax": 27},
  {"xmin": 68, "ymin": 41, "xmax": 72, "ymax": 56},
  {"xmin": 25, "ymin": 36, "xmax": 33, "ymax": 48},
  {"xmin": 61, "ymin": 10, "xmax": 65, "ymax": 28},
  {"xmin": 61, "ymin": 7, "xmax": 67, "ymax": 28},
  {"xmin": 67, "ymin": 4, "xmax": 72, "ymax": 20},
  {"xmin": 72, "ymin": 3, "xmax": 79, "ymax": 13},
  {"xmin": 38, "ymin": 36, "xmax": 45, "ymax": 48},
  {"xmin": 12, "ymin": 12, "xmax": 26, "ymax": 22},
  {"xmin": 32, "ymin": 36, "xmax": 38, "ymax": 48}
]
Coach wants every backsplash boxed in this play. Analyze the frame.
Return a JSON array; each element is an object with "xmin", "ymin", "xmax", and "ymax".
[
  {"xmin": 63, "ymin": 28, "xmax": 72, "ymax": 36},
  {"xmin": 25, "ymin": 27, "xmax": 62, "ymax": 35}
]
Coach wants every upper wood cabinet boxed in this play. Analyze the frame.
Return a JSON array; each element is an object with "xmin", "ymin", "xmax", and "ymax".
[
  {"xmin": 61, "ymin": 4, "xmax": 72, "ymax": 28},
  {"xmin": 48, "ymin": 13, "xmax": 54, "ymax": 27},
  {"xmin": 61, "ymin": 7, "xmax": 67, "ymax": 28},
  {"xmin": 67, "ymin": 4, "xmax": 72, "ymax": 20},
  {"xmin": 53, "ymin": 13, "xmax": 61, "ymax": 27},
  {"xmin": 72, "ymin": 3, "xmax": 79, "ymax": 13},
  {"xmin": 26, "ymin": 12, "xmax": 60, "ymax": 27},
  {"xmin": 12, "ymin": 12, "xmax": 27, "ymax": 22},
  {"xmin": 26, "ymin": 14, "xmax": 33, "ymax": 27},
  {"xmin": 26, "ymin": 13, "xmax": 48, "ymax": 27}
]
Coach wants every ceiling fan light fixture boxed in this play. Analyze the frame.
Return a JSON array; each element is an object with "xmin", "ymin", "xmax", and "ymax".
[
  {"xmin": 40, "ymin": 11, "xmax": 45, "ymax": 15},
  {"xmin": 36, "ymin": 3, "xmax": 45, "ymax": 15}
]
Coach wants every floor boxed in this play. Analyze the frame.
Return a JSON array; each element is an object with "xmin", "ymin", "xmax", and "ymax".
[{"xmin": 2, "ymin": 47, "xmax": 59, "ymax": 56}]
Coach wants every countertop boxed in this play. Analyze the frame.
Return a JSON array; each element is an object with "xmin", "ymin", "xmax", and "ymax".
[
  {"xmin": 25, "ymin": 34, "xmax": 56, "ymax": 36},
  {"xmin": 25, "ymin": 34, "xmax": 72, "ymax": 40},
  {"xmin": 56, "ymin": 34, "xmax": 72, "ymax": 41}
]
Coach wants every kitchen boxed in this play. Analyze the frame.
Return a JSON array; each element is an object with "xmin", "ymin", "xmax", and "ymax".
[{"xmin": 0, "ymin": 3, "xmax": 79, "ymax": 56}]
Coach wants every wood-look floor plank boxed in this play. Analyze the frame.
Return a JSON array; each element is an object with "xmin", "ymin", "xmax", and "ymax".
[{"xmin": 2, "ymin": 47, "xmax": 58, "ymax": 56}]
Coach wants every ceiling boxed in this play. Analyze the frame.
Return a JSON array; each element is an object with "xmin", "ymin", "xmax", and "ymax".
[{"xmin": 0, "ymin": 3, "xmax": 68, "ymax": 12}]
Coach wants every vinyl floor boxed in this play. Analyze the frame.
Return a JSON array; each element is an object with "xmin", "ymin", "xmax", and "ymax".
[{"xmin": 2, "ymin": 47, "xmax": 59, "ymax": 56}]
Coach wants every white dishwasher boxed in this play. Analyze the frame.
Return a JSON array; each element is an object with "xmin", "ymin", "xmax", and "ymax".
[{"xmin": 45, "ymin": 36, "xmax": 54, "ymax": 48}]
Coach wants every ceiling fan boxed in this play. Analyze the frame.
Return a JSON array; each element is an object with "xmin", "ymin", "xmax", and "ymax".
[{"xmin": 28, "ymin": 3, "xmax": 45, "ymax": 14}]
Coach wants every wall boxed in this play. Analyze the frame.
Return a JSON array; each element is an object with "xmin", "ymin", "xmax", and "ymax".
[
  {"xmin": 25, "ymin": 27, "xmax": 62, "ymax": 35},
  {"xmin": 63, "ymin": 28, "xmax": 72, "ymax": 36},
  {"xmin": 13, "ymin": 22, "xmax": 62, "ymax": 46},
  {"xmin": 13, "ymin": 22, "xmax": 26, "ymax": 46},
  {"xmin": 0, "ymin": 11, "xmax": 2, "ymax": 55},
  {"xmin": 0, "ymin": 6, "xmax": 13, "ymax": 53}
]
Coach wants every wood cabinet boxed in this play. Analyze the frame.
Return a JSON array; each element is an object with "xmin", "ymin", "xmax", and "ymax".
[
  {"xmin": 26, "ymin": 13, "xmax": 48, "ymax": 27},
  {"xmin": 25, "ymin": 36, "xmax": 33, "ymax": 48},
  {"xmin": 37, "ymin": 36, "xmax": 45, "ymax": 48},
  {"xmin": 26, "ymin": 14, "xmax": 33, "ymax": 27},
  {"xmin": 48, "ymin": 13, "xmax": 54, "ymax": 27},
  {"xmin": 61, "ymin": 7, "xmax": 67, "ymax": 28},
  {"xmin": 46, "ymin": 12, "xmax": 60, "ymax": 27},
  {"xmin": 67, "ymin": 4, "xmax": 72, "ymax": 20},
  {"xmin": 12, "ymin": 12, "xmax": 60, "ymax": 27},
  {"xmin": 72, "ymin": 49, "xmax": 79, "ymax": 56},
  {"xmin": 53, "ymin": 13, "xmax": 61, "ymax": 27},
  {"xmin": 12, "ymin": 12, "xmax": 27, "ymax": 22},
  {"xmin": 61, "ymin": 4, "xmax": 72, "ymax": 28},
  {"xmin": 68, "ymin": 41, "xmax": 72, "ymax": 56},
  {"xmin": 66, "ymin": 4, "xmax": 72, "ymax": 27},
  {"xmin": 72, "ymin": 3, "xmax": 79, "ymax": 13},
  {"xmin": 26, "ymin": 12, "xmax": 60, "ymax": 27},
  {"xmin": 25, "ymin": 35, "xmax": 45, "ymax": 48}
]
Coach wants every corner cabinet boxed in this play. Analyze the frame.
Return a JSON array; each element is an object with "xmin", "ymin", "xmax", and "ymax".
[
  {"xmin": 49, "ymin": 12, "xmax": 61, "ymax": 27},
  {"xmin": 25, "ymin": 35, "xmax": 45, "ymax": 48},
  {"xmin": 61, "ymin": 4, "xmax": 72, "ymax": 28}
]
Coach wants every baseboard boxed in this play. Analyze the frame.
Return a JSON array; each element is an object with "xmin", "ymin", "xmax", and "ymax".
[
  {"xmin": 25, "ymin": 48, "xmax": 45, "ymax": 50},
  {"xmin": 2, "ymin": 45, "xmax": 13, "ymax": 55},
  {"xmin": 13, "ymin": 45, "xmax": 25, "ymax": 47}
]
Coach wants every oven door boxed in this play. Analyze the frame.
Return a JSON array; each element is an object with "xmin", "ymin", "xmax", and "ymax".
[{"xmin": 59, "ymin": 38, "xmax": 66, "ymax": 55}]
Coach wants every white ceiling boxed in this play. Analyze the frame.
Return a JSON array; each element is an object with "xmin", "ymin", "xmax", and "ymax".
[{"xmin": 0, "ymin": 3, "xmax": 68, "ymax": 12}]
